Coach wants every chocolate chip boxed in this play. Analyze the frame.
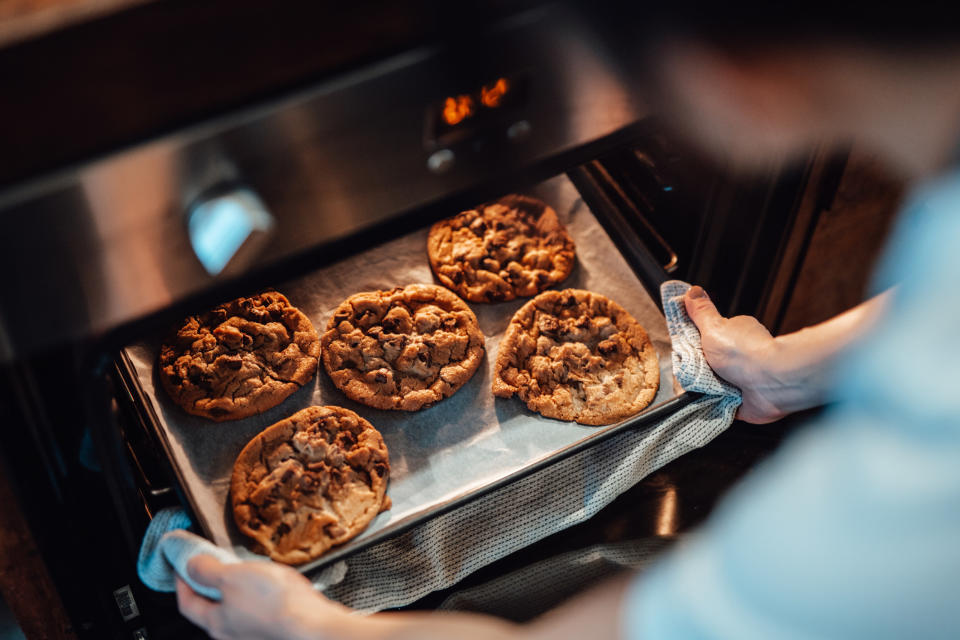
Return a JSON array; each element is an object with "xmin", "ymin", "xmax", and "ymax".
[
  {"xmin": 598, "ymin": 340, "xmax": 619, "ymax": 356},
  {"xmin": 222, "ymin": 355, "xmax": 243, "ymax": 370}
]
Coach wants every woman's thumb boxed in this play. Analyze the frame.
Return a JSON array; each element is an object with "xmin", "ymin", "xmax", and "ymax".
[
  {"xmin": 187, "ymin": 554, "xmax": 226, "ymax": 588},
  {"xmin": 684, "ymin": 286, "xmax": 724, "ymax": 332}
]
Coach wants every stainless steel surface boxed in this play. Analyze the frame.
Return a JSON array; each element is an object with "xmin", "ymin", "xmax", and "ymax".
[
  {"xmin": 121, "ymin": 174, "xmax": 681, "ymax": 574},
  {"xmin": 0, "ymin": 6, "xmax": 645, "ymax": 359}
]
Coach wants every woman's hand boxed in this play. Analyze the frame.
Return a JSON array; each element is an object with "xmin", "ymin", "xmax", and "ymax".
[
  {"xmin": 176, "ymin": 555, "xmax": 348, "ymax": 640},
  {"xmin": 684, "ymin": 286, "xmax": 787, "ymax": 423},
  {"xmin": 684, "ymin": 285, "xmax": 892, "ymax": 423}
]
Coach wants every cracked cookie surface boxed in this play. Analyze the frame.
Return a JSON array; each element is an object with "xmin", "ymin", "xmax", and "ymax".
[
  {"xmin": 159, "ymin": 291, "xmax": 320, "ymax": 422},
  {"xmin": 493, "ymin": 289, "xmax": 659, "ymax": 425},
  {"xmin": 427, "ymin": 194, "xmax": 575, "ymax": 303},
  {"xmin": 321, "ymin": 284, "xmax": 485, "ymax": 411},
  {"xmin": 231, "ymin": 405, "xmax": 390, "ymax": 565}
]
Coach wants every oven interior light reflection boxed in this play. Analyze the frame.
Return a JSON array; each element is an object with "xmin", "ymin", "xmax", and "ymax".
[
  {"xmin": 188, "ymin": 188, "xmax": 274, "ymax": 275},
  {"xmin": 655, "ymin": 485, "xmax": 678, "ymax": 536}
]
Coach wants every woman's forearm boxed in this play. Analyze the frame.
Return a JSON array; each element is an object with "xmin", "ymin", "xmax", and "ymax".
[
  {"xmin": 762, "ymin": 290, "xmax": 893, "ymax": 413},
  {"xmin": 293, "ymin": 610, "xmax": 522, "ymax": 640},
  {"xmin": 290, "ymin": 574, "xmax": 633, "ymax": 640}
]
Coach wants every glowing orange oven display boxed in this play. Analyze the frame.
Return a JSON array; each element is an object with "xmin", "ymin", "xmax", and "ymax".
[
  {"xmin": 442, "ymin": 95, "xmax": 475, "ymax": 126},
  {"xmin": 441, "ymin": 77, "xmax": 512, "ymax": 126},
  {"xmin": 480, "ymin": 77, "xmax": 510, "ymax": 108}
]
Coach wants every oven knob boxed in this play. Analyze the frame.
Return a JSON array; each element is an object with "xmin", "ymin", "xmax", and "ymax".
[
  {"xmin": 507, "ymin": 120, "xmax": 531, "ymax": 141},
  {"xmin": 427, "ymin": 149, "xmax": 455, "ymax": 174}
]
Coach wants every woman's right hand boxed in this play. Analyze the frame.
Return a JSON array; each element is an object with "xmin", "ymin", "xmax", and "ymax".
[
  {"xmin": 683, "ymin": 285, "xmax": 892, "ymax": 424},
  {"xmin": 684, "ymin": 286, "xmax": 789, "ymax": 423}
]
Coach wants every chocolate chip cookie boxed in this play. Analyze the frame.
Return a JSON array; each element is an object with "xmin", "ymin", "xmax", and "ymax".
[
  {"xmin": 159, "ymin": 291, "xmax": 320, "ymax": 422},
  {"xmin": 492, "ymin": 289, "xmax": 659, "ymax": 425},
  {"xmin": 231, "ymin": 405, "xmax": 390, "ymax": 565},
  {"xmin": 322, "ymin": 284, "xmax": 485, "ymax": 411},
  {"xmin": 427, "ymin": 194, "xmax": 576, "ymax": 303}
]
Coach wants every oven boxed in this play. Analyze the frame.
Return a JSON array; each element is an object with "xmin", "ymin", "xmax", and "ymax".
[{"xmin": 0, "ymin": 3, "xmax": 848, "ymax": 638}]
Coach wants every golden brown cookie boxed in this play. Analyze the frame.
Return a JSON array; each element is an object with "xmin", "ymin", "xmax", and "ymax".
[
  {"xmin": 231, "ymin": 405, "xmax": 390, "ymax": 565},
  {"xmin": 492, "ymin": 289, "xmax": 659, "ymax": 425},
  {"xmin": 427, "ymin": 194, "xmax": 576, "ymax": 303},
  {"xmin": 321, "ymin": 284, "xmax": 485, "ymax": 411},
  {"xmin": 159, "ymin": 291, "xmax": 320, "ymax": 422}
]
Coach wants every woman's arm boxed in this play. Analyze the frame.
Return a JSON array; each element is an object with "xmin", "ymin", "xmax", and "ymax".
[
  {"xmin": 176, "ymin": 556, "xmax": 634, "ymax": 640},
  {"xmin": 684, "ymin": 285, "xmax": 892, "ymax": 423}
]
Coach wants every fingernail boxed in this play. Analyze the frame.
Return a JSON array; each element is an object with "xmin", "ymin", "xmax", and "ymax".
[{"xmin": 687, "ymin": 285, "xmax": 708, "ymax": 300}]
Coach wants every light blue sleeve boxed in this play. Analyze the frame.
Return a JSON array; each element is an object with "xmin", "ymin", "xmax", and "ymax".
[{"xmin": 621, "ymin": 173, "xmax": 960, "ymax": 639}]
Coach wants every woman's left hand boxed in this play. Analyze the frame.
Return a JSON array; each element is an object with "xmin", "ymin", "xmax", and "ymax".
[{"xmin": 175, "ymin": 555, "xmax": 346, "ymax": 640}]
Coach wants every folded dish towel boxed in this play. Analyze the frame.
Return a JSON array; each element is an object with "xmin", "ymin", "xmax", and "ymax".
[
  {"xmin": 137, "ymin": 507, "xmax": 241, "ymax": 600},
  {"xmin": 137, "ymin": 507, "xmax": 347, "ymax": 601},
  {"xmin": 659, "ymin": 280, "xmax": 742, "ymax": 413}
]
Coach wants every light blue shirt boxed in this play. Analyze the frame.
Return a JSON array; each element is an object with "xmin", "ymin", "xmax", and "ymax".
[{"xmin": 623, "ymin": 169, "xmax": 960, "ymax": 639}]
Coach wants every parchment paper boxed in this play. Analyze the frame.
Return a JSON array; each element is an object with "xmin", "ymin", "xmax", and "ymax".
[{"xmin": 123, "ymin": 174, "xmax": 679, "ymax": 572}]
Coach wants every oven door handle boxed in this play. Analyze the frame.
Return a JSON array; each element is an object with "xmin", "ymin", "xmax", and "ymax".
[
  {"xmin": 584, "ymin": 161, "xmax": 679, "ymax": 274},
  {"xmin": 122, "ymin": 432, "xmax": 174, "ymax": 497}
]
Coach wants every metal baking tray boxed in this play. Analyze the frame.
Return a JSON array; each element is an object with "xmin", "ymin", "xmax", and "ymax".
[{"xmin": 117, "ymin": 173, "xmax": 689, "ymax": 575}]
